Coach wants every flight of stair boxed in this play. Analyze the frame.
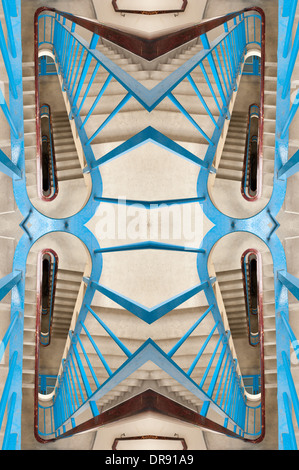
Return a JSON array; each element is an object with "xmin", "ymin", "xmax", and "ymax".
[
  {"xmin": 215, "ymin": 266, "xmax": 248, "ymax": 339},
  {"xmin": 261, "ymin": 250, "xmax": 277, "ymax": 390},
  {"xmin": 78, "ymin": 38, "xmax": 221, "ymax": 166}
]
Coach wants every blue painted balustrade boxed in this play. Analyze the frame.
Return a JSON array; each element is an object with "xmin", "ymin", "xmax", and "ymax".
[
  {"xmin": 0, "ymin": 1, "xmax": 271, "ymax": 447},
  {"xmin": 0, "ymin": 0, "xmax": 26, "ymax": 450}
]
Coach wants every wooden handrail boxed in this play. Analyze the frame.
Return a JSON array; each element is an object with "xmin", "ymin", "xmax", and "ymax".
[{"xmin": 34, "ymin": 6, "xmax": 265, "ymax": 60}]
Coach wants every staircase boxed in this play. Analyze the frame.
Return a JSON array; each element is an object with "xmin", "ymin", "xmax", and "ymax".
[
  {"xmin": 51, "ymin": 267, "xmax": 84, "ymax": 340},
  {"xmin": 263, "ymin": 61, "xmax": 277, "ymax": 201},
  {"xmin": 216, "ymin": 111, "xmax": 248, "ymax": 183}
]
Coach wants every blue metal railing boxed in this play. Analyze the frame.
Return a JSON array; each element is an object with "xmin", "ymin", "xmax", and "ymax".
[
  {"xmin": 39, "ymin": 374, "xmax": 57, "ymax": 395},
  {"xmin": 243, "ymin": 55, "xmax": 261, "ymax": 76},
  {"xmin": 243, "ymin": 374, "xmax": 261, "ymax": 395},
  {"xmin": 39, "ymin": 55, "xmax": 57, "ymax": 76},
  {"xmin": 279, "ymin": 311, "xmax": 299, "ymax": 449},
  {"xmin": 0, "ymin": 0, "xmax": 25, "ymax": 450},
  {"xmin": 241, "ymin": 249, "xmax": 261, "ymax": 347}
]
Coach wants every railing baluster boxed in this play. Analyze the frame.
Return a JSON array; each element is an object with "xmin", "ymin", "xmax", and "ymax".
[
  {"xmin": 76, "ymin": 62, "xmax": 100, "ymax": 115},
  {"xmin": 0, "ymin": 89, "xmax": 18, "ymax": 138},
  {"xmin": 168, "ymin": 92, "xmax": 214, "ymax": 145},
  {"xmin": 2, "ymin": 392, "xmax": 17, "ymax": 450},
  {"xmin": 1, "ymin": 0, "xmax": 16, "ymax": 58},
  {"xmin": 86, "ymin": 93, "xmax": 132, "ymax": 146},
  {"xmin": 200, "ymin": 341, "xmax": 227, "ymax": 417},
  {"xmin": 199, "ymin": 334, "xmax": 223, "ymax": 388},
  {"xmin": 0, "ymin": 351, "xmax": 18, "ymax": 429},
  {"xmin": 282, "ymin": 351, "xmax": 299, "ymax": 430},
  {"xmin": 283, "ymin": 0, "xmax": 298, "ymax": 58},
  {"xmin": 282, "ymin": 22, "xmax": 299, "ymax": 99}
]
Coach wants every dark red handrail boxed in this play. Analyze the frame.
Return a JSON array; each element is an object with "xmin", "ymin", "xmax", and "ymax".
[{"xmin": 112, "ymin": 0, "xmax": 188, "ymax": 15}]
